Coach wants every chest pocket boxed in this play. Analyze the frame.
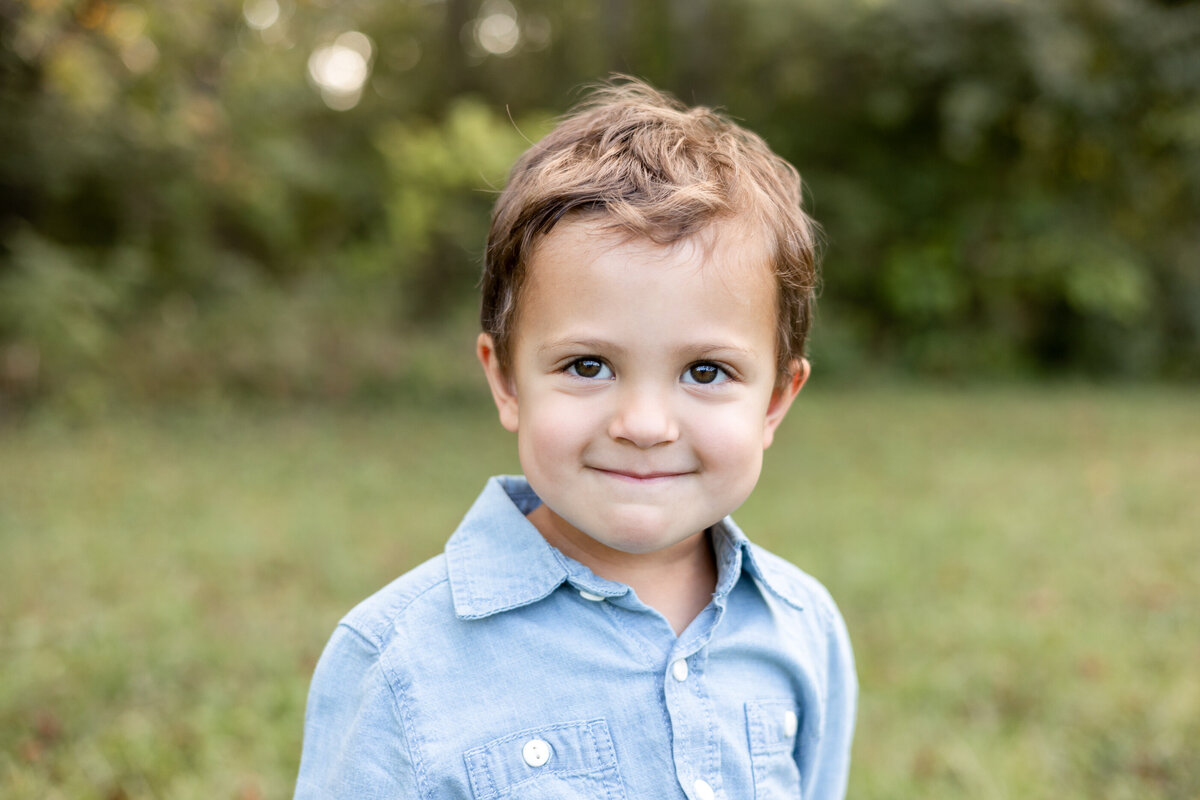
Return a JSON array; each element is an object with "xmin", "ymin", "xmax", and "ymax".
[
  {"xmin": 746, "ymin": 699, "xmax": 803, "ymax": 799},
  {"xmin": 463, "ymin": 718, "xmax": 627, "ymax": 800}
]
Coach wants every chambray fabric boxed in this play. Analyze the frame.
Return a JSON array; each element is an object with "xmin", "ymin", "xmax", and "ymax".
[{"xmin": 294, "ymin": 475, "xmax": 856, "ymax": 800}]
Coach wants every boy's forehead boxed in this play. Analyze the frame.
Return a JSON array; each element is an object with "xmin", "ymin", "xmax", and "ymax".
[
  {"xmin": 529, "ymin": 214, "xmax": 773, "ymax": 286},
  {"xmin": 509, "ymin": 216, "xmax": 779, "ymax": 355}
]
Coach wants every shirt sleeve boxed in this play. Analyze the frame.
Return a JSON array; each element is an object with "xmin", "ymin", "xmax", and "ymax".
[
  {"xmin": 804, "ymin": 598, "xmax": 858, "ymax": 800},
  {"xmin": 294, "ymin": 623, "xmax": 420, "ymax": 800}
]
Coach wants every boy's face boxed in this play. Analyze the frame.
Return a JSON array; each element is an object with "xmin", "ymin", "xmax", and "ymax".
[{"xmin": 478, "ymin": 216, "xmax": 806, "ymax": 561}]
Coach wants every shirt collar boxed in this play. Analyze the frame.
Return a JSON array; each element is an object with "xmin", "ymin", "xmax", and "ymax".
[
  {"xmin": 715, "ymin": 516, "xmax": 806, "ymax": 612},
  {"xmin": 445, "ymin": 476, "xmax": 572, "ymax": 619},
  {"xmin": 445, "ymin": 475, "xmax": 803, "ymax": 619}
]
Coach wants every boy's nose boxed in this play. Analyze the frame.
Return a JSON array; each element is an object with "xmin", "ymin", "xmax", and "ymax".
[{"xmin": 608, "ymin": 384, "xmax": 679, "ymax": 448}]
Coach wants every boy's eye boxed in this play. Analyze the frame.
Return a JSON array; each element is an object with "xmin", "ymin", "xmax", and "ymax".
[
  {"xmin": 682, "ymin": 363, "xmax": 729, "ymax": 385},
  {"xmin": 566, "ymin": 358, "xmax": 613, "ymax": 380}
]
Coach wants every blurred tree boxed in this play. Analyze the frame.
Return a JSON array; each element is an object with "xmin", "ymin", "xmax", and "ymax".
[{"xmin": 1, "ymin": 0, "xmax": 1197, "ymax": 406}]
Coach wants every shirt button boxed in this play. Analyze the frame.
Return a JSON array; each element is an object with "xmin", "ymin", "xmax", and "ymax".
[
  {"xmin": 783, "ymin": 710, "xmax": 798, "ymax": 737},
  {"xmin": 522, "ymin": 738, "xmax": 551, "ymax": 767},
  {"xmin": 578, "ymin": 590, "xmax": 605, "ymax": 602},
  {"xmin": 671, "ymin": 659, "xmax": 689, "ymax": 681},
  {"xmin": 693, "ymin": 778, "xmax": 715, "ymax": 800}
]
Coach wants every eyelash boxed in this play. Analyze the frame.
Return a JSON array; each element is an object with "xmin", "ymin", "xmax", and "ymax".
[{"xmin": 562, "ymin": 358, "xmax": 735, "ymax": 385}]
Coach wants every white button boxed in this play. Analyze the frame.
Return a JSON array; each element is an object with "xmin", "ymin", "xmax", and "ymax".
[
  {"xmin": 579, "ymin": 590, "xmax": 605, "ymax": 602},
  {"xmin": 671, "ymin": 659, "xmax": 689, "ymax": 681},
  {"xmin": 693, "ymin": 778, "xmax": 715, "ymax": 800},
  {"xmin": 783, "ymin": 710, "xmax": 798, "ymax": 737},
  {"xmin": 522, "ymin": 738, "xmax": 551, "ymax": 767}
]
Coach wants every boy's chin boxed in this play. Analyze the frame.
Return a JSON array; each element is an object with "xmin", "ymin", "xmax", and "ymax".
[
  {"xmin": 576, "ymin": 519, "xmax": 713, "ymax": 558},
  {"xmin": 530, "ymin": 500, "xmax": 718, "ymax": 561}
]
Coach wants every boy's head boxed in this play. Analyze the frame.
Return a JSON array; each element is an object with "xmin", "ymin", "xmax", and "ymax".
[
  {"xmin": 477, "ymin": 78, "xmax": 821, "ymax": 560},
  {"xmin": 480, "ymin": 78, "xmax": 820, "ymax": 388}
]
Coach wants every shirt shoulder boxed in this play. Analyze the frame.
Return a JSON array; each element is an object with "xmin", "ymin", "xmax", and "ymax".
[
  {"xmin": 742, "ymin": 541, "xmax": 857, "ymax": 708},
  {"xmin": 337, "ymin": 553, "xmax": 453, "ymax": 653}
]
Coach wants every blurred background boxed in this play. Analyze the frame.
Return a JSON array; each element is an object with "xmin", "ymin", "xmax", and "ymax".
[
  {"xmin": 2, "ymin": 1, "xmax": 1199, "ymax": 798},
  {"xmin": 2, "ymin": 0, "xmax": 1198, "ymax": 412}
]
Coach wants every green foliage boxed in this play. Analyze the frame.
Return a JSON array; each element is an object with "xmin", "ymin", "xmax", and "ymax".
[
  {"xmin": 0, "ymin": 228, "xmax": 148, "ymax": 410},
  {"xmin": 1, "ymin": 0, "xmax": 1198, "ymax": 406},
  {"xmin": 2, "ymin": 389, "xmax": 1198, "ymax": 797},
  {"xmin": 372, "ymin": 98, "xmax": 550, "ymax": 318},
  {"xmin": 735, "ymin": 0, "xmax": 1200, "ymax": 378}
]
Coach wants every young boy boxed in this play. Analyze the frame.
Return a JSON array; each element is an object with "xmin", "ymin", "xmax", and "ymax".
[{"xmin": 294, "ymin": 79, "xmax": 856, "ymax": 800}]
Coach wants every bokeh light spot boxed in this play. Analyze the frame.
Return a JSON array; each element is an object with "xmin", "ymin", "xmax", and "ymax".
[
  {"xmin": 523, "ymin": 14, "xmax": 552, "ymax": 51},
  {"xmin": 474, "ymin": 0, "xmax": 520, "ymax": 56},
  {"xmin": 307, "ymin": 31, "xmax": 374, "ymax": 111},
  {"xmin": 107, "ymin": 5, "xmax": 148, "ymax": 43},
  {"xmin": 243, "ymin": 0, "xmax": 281, "ymax": 31},
  {"xmin": 120, "ymin": 36, "xmax": 159, "ymax": 74}
]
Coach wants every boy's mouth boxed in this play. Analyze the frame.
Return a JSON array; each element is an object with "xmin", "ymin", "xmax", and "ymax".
[{"xmin": 591, "ymin": 467, "xmax": 690, "ymax": 482}]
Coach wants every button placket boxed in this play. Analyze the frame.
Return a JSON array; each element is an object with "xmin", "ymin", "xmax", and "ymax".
[{"xmin": 664, "ymin": 646, "xmax": 720, "ymax": 800}]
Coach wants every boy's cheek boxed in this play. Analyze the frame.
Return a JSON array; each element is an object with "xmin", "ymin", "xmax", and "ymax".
[{"xmin": 520, "ymin": 401, "xmax": 584, "ymax": 453}]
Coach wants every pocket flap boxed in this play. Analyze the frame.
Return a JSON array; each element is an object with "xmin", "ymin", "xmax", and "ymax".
[
  {"xmin": 746, "ymin": 699, "xmax": 800, "ymax": 755},
  {"xmin": 464, "ymin": 718, "xmax": 619, "ymax": 800}
]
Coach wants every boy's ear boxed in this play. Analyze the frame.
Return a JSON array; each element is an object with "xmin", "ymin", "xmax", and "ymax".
[
  {"xmin": 477, "ymin": 333, "xmax": 520, "ymax": 433},
  {"xmin": 762, "ymin": 358, "xmax": 809, "ymax": 449}
]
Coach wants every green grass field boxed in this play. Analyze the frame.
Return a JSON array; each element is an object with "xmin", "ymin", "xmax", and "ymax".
[{"xmin": 2, "ymin": 387, "xmax": 1197, "ymax": 799}]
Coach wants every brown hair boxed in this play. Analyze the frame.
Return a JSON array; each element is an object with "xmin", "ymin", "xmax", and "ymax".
[{"xmin": 481, "ymin": 77, "xmax": 820, "ymax": 383}]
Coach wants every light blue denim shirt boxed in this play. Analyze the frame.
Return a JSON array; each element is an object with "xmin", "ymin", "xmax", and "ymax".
[{"xmin": 295, "ymin": 476, "xmax": 856, "ymax": 799}]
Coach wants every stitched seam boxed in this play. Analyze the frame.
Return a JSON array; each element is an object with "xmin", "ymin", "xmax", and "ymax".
[
  {"xmin": 691, "ymin": 662, "xmax": 721, "ymax": 792},
  {"xmin": 475, "ymin": 718, "xmax": 612, "ymax": 751},
  {"xmin": 344, "ymin": 572, "xmax": 451, "ymax": 650},
  {"xmin": 750, "ymin": 700, "xmax": 797, "ymax": 754},
  {"xmin": 588, "ymin": 723, "xmax": 601, "ymax": 770},
  {"xmin": 332, "ymin": 621, "xmax": 377, "ymax": 652},
  {"xmin": 589, "ymin": 728, "xmax": 613, "ymax": 800},
  {"xmin": 748, "ymin": 545, "xmax": 810, "ymax": 612},
  {"xmin": 481, "ymin": 755, "xmax": 496, "ymax": 800},
  {"xmin": 747, "ymin": 699, "xmax": 804, "ymax": 798},
  {"xmin": 378, "ymin": 632, "xmax": 432, "ymax": 799},
  {"xmin": 458, "ymin": 583, "xmax": 563, "ymax": 618},
  {"xmin": 594, "ymin": 710, "xmax": 628, "ymax": 800},
  {"xmin": 498, "ymin": 766, "xmax": 622, "ymax": 799},
  {"xmin": 585, "ymin": 724, "xmax": 619, "ymax": 800},
  {"xmin": 599, "ymin": 600, "xmax": 661, "ymax": 671},
  {"xmin": 453, "ymin": 539, "xmax": 479, "ymax": 613}
]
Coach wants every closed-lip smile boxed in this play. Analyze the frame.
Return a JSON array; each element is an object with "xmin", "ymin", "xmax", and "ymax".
[{"xmin": 592, "ymin": 467, "xmax": 689, "ymax": 481}]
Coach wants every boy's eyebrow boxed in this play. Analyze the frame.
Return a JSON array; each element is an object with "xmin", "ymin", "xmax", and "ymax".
[
  {"xmin": 538, "ymin": 337, "xmax": 760, "ymax": 359},
  {"xmin": 538, "ymin": 338, "xmax": 627, "ymax": 355}
]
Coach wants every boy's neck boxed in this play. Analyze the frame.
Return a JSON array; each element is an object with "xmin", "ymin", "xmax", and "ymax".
[{"xmin": 526, "ymin": 503, "xmax": 717, "ymax": 636}]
